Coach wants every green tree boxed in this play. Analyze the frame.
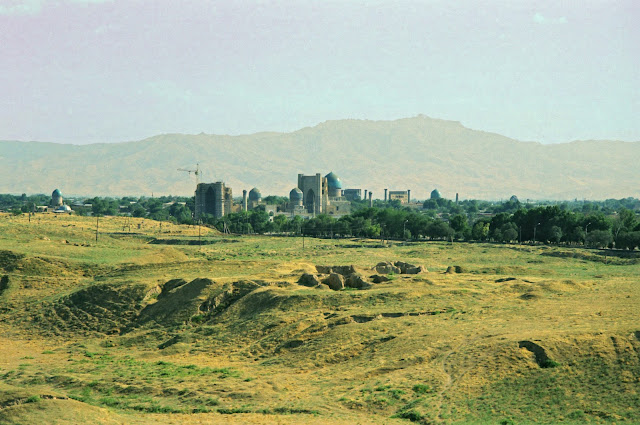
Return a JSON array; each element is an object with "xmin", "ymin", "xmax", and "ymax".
[
  {"xmin": 549, "ymin": 225, "xmax": 563, "ymax": 244},
  {"xmin": 472, "ymin": 221, "xmax": 490, "ymax": 241},
  {"xmin": 585, "ymin": 230, "xmax": 612, "ymax": 248},
  {"xmin": 450, "ymin": 214, "xmax": 470, "ymax": 240},
  {"xmin": 500, "ymin": 223, "xmax": 519, "ymax": 243}
]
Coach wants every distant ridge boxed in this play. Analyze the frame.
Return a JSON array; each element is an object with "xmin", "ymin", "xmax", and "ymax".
[{"xmin": 1, "ymin": 115, "xmax": 638, "ymax": 200}]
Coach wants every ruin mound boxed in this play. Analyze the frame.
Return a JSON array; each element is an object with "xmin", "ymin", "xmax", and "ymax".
[{"xmin": 299, "ymin": 261, "xmax": 427, "ymax": 291}]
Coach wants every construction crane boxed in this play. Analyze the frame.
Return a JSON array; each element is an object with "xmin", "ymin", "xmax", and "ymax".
[{"xmin": 177, "ymin": 163, "xmax": 201, "ymax": 185}]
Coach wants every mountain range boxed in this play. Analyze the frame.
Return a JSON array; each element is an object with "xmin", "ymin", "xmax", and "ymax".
[{"xmin": 1, "ymin": 115, "xmax": 638, "ymax": 200}]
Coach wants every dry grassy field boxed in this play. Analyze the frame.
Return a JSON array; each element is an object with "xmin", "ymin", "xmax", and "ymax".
[{"xmin": 1, "ymin": 213, "xmax": 638, "ymax": 424}]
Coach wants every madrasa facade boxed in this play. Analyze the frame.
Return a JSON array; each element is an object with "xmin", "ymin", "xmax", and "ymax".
[{"xmin": 194, "ymin": 171, "xmax": 356, "ymax": 219}]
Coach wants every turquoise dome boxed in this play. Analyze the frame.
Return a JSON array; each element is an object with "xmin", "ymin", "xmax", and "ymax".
[
  {"xmin": 249, "ymin": 187, "xmax": 262, "ymax": 201},
  {"xmin": 325, "ymin": 171, "xmax": 342, "ymax": 189}
]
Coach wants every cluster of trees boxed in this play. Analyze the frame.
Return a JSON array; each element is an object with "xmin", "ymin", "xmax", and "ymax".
[
  {"xmin": 0, "ymin": 194, "xmax": 195, "ymax": 224},
  {"xmin": 209, "ymin": 204, "xmax": 640, "ymax": 250},
  {"xmin": 0, "ymin": 193, "xmax": 50, "ymax": 214},
  {"xmin": 474, "ymin": 205, "xmax": 640, "ymax": 249},
  {"xmin": 83, "ymin": 196, "xmax": 195, "ymax": 224},
  {"xmin": 205, "ymin": 207, "xmax": 451, "ymax": 240},
  {"xmin": 3, "ymin": 192, "xmax": 640, "ymax": 250},
  {"xmin": 417, "ymin": 196, "xmax": 640, "ymax": 217}
]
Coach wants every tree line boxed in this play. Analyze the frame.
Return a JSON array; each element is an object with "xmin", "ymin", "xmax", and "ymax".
[
  {"xmin": 3, "ymin": 193, "xmax": 640, "ymax": 249},
  {"xmin": 207, "ymin": 203, "xmax": 640, "ymax": 250}
]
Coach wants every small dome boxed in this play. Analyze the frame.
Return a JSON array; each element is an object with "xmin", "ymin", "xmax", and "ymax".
[
  {"xmin": 52, "ymin": 189, "xmax": 62, "ymax": 197},
  {"xmin": 325, "ymin": 171, "xmax": 342, "ymax": 189},
  {"xmin": 430, "ymin": 189, "xmax": 441, "ymax": 199},
  {"xmin": 509, "ymin": 195, "xmax": 519, "ymax": 203},
  {"xmin": 289, "ymin": 187, "xmax": 303, "ymax": 201},
  {"xmin": 248, "ymin": 187, "xmax": 262, "ymax": 201}
]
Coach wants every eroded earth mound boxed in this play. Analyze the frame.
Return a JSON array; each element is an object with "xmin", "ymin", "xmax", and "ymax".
[{"xmin": 298, "ymin": 261, "xmax": 427, "ymax": 291}]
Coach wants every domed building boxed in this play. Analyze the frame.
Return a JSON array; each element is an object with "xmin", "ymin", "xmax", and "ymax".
[
  {"xmin": 295, "ymin": 171, "xmax": 351, "ymax": 216},
  {"xmin": 430, "ymin": 189, "xmax": 442, "ymax": 200},
  {"xmin": 289, "ymin": 187, "xmax": 303, "ymax": 207},
  {"xmin": 53, "ymin": 204, "xmax": 72, "ymax": 214},
  {"xmin": 249, "ymin": 187, "xmax": 262, "ymax": 202},
  {"xmin": 247, "ymin": 187, "xmax": 262, "ymax": 210},
  {"xmin": 325, "ymin": 171, "xmax": 343, "ymax": 198},
  {"xmin": 51, "ymin": 189, "xmax": 63, "ymax": 207}
]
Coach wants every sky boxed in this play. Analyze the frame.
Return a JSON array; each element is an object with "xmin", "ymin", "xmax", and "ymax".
[{"xmin": 1, "ymin": 0, "xmax": 638, "ymax": 144}]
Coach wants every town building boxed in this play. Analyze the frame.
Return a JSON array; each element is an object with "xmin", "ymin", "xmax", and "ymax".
[
  {"xmin": 386, "ymin": 190, "xmax": 411, "ymax": 204},
  {"xmin": 194, "ymin": 182, "xmax": 232, "ymax": 219}
]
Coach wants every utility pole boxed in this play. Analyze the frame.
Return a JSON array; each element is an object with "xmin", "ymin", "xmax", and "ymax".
[
  {"xmin": 584, "ymin": 222, "xmax": 592, "ymax": 246},
  {"xmin": 519, "ymin": 226, "xmax": 522, "ymax": 245},
  {"xmin": 533, "ymin": 222, "xmax": 540, "ymax": 245}
]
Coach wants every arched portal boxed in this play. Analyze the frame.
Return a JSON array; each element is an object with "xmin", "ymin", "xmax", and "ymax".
[
  {"xmin": 205, "ymin": 186, "xmax": 216, "ymax": 216},
  {"xmin": 305, "ymin": 189, "xmax": 316, "ymax": 214}
]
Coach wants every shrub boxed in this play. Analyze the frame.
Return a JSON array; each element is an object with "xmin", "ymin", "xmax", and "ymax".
[
  {"xmin": 412, "ymin": 384, "xmax": 431, "ymax": 394},
  {"xmin": 395, "ymin": 409, "xmax": 424, "ymax": 422}
]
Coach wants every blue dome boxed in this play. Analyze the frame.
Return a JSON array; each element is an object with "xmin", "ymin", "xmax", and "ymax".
[
  {"xmin": 52, "ymin": 189, "xmax": 62, "ymax": 197},
  {"xmin": 430, "ymin": 189, "xmax": 441, "ymax": 199},
  {"xmin": 325, "ymin": 171, "xmax": 342, "ymax": 189},
  {"xmin": 289, "ymin": 187, "xmax": 303, "ymax": 201},
  {"xmin": 249, "ymin": 187, "xmax": 262, "ymax": 201}
]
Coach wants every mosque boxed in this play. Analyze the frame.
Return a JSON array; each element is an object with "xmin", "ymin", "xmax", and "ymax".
[
  {"xmin": 49, "ymin": 189, "xmax": 72, "ymax": 213},
  {"xmin": 194, "ymin": 171, "xmax": 356, "ymax": 219},
  {"xmin": 288, "ymin": 172, "xmax": 352, "ymax": 216}
]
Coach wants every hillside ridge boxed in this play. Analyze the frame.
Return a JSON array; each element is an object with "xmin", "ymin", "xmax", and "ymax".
[{"xmin": 2, "ymin": 115, "xmax": 638, "ymax": 199}]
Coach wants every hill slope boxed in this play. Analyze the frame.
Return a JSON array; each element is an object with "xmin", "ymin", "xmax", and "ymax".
[
  {"xmin": 1, "ymin": 215, "xmax": 639, "ymax": 424},
  {"xmin": 2, "ymin": 115, "xmax": 638, "ymax": 199}
]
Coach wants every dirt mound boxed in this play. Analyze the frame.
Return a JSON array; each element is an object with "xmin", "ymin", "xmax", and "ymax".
[
  {"xmin": 302, "ymin": 262, "xmax": 427, "ymax": 291},
  {"xmin": 136, "ymin": 278, "xmax": 216, "ymax": 327},
  {"xmin": 375, "ymin": 261, "xmax": 427, "ymax": 274},
  {"xmin": 0, "ymin": 275, "xmax": 9, "ymax": 295},
  {"xmin": 139, "ymin": 279, "xmax": 277, "ymax": 329},
  {"xmin": 443, "ymin": 265, "xmax": 467, "ymax": 274},
  {"xmin": 28, "ymin": 275, "xmax": 286, "ymax": 335},
  {"xmin": 0, "ymin": 396, "xmax": 126, "ymax": 425},
  {"xmin": 298, "ymin": 273, "xmax": 322, "ymax": 287},
  {"xmin": 542, "ymin": 249, "xmax": 640, "ymax": 265},
  {"xmin": 0, "ymin": 250, "xmax": 25, "ymax": 272},
  {"xmin": 16, "ymin": 257, "xmax": 82, "ymax": 277},
  {"xmin": 518, "ymin": 340, "xmax": 557, "ymax": 368},
  {"xmin": 33, "ymin": 283, "xmax": 152, "ymax": 335}
]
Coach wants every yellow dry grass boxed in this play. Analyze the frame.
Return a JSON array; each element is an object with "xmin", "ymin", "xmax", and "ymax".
[{"xmin": 0, "ymin": 214, "xmax": 639, "ymax": 424}]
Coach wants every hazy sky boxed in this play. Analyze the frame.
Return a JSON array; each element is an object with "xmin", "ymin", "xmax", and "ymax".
[{"xmin": 1, "ymin": 0, "xmax": 638, "ymax": 144}]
